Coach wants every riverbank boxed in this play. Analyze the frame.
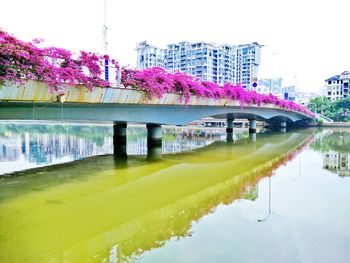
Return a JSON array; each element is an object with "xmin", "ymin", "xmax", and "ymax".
[{"xmin": 309, "ymin": 122, "xmax": 350, "ymax": 127}]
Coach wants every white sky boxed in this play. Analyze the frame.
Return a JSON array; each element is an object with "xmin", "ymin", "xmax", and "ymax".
[{"xmin": 1, "ymin": 0, "xmax": 349, "ymax": 92}]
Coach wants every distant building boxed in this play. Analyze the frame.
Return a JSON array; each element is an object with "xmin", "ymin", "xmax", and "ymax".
[
  {"xmin": 136, "ymin": 41, "xmax": 262, "ymax": 89},
  {"xmin": 294, "ymin": 91, "xmax": 318, "ymax": 106},
  {"xmin": 136, "ymin": 41, "xmax": 164, "ymax": 69},
  {"xmin": 257, "ymin": 78, "xmax": 283, "ymax": 95},
  {"xmin": 324, "ymin": 71, "xmax": 350, "ymax": 101}
]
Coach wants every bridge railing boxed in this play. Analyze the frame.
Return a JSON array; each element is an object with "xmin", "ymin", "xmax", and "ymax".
[
  {"xmin": 100, "ymin": 64, "xmax": 121, "ymax": 88},
  {"xmin": 316, "ymin": 113, "xmax": 333, "ymax": 123}
]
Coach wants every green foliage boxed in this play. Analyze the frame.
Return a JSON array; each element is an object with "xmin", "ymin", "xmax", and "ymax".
[
  {"xmin": 308, "ymin": 96, "xmax": 332, "ymax": 114},
  {"xmin": 333, "ymin": 97, "xmax": 350, "ymax": 121},
  {"xmin": 308, "ymin": 96, "xmax": 350, "ymax": 121},
  {"xmin": 310, "ymin": 131, "xmax": 350, "ymax": 153},
  {"xmin": 315, "ymin": 118, "xmax": 323, "ymax": 126}
]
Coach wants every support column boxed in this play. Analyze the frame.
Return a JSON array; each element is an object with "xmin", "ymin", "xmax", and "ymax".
[
  {"xmin": 113, "ymin": 156, "xmax": 128, "ymax": 168},
  {"xmin": 280, "ymin": 121, "xmax": 287, "ymax": 133},
  {"xmin": 249, "ymin": 119, "xmax": 257, "ymax": 133},
  {"xmin": 263, "ymin": 122, "xmax": 271, "ymax": 133},
  {"xmin": 226, "ymin": 118, "xmax": 234, "ymax": 133},
  {"xmin": 147, "ymin": 124, "xmax": 162, "ymax": 160},
  {"xmin": 147, "ymin": 144, "xmax": 162, "ymax": 161},
  {"xmin": 113, "ymin": 122, "xmax": 127, "ymax": 157},
  {"xmin": 249, "ymin": 132, "xmax": 257, "ymax": 142},
  {"xmin": 147, "ymin": 124, "xmax": 162, "ymax": 146},
  {"xmin": 226, "ymin": 118, "xmax": 234, "ymax": 142}
]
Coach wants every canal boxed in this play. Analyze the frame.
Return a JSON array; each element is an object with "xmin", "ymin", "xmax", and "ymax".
[{"xmin": 0, "ymin": 122, "xmax": 349, "ymax": 263}]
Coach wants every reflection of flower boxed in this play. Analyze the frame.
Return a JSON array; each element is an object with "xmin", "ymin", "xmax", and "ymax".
[{"xmin": 111, "ymin": 133, "xmax": 315, "ymax": 261}]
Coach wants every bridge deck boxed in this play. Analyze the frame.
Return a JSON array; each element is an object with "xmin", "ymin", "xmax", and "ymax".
[{"xmin": 0, "ymin": 80, "xmax": 313, "ymax": 125}]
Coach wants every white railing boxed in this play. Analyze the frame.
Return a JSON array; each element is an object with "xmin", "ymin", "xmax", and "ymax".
[
  {"xmin": 316, "ymin": 113, "xmax": 333, "ymax": 123},
  {"xmin": 100, "ymin": 64, "xmax": 121, "ymax": 88}
]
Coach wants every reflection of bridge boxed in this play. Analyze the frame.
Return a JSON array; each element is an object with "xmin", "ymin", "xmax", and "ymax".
[
  {"xmin": 0, "ymin": 80, "xmax": 314, "ymax": 154},
  {"xmin": 0, "ymin": 124, "xmax": 228, "ymax": 174},
  {"xmin": 0, "ymin": 131, "xmax": 314, "ymax": 262}
]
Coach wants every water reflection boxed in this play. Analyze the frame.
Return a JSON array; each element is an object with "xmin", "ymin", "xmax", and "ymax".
[
  {"xmin": 0, "ymin": 123, "xmax": 113, "ymax": 174},
  {"xmin": 0, "ymin": 122, "xmax": 242, "ymax": 175},
  {"xmin": 310, "ymin": 129, "xmax": 350, "ymax": 177},
  {"xmin": 323, "ymin": 152, "xmax": 350, "ymax": 177},
  {"xmin": 0, "ymin": 130, "xmax": 314, "ymax": 262}
]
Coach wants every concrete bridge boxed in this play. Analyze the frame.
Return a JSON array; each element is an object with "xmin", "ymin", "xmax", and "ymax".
[{"xmin": 0, "ymin": 80, "xmax": 314, "ymax": 155}]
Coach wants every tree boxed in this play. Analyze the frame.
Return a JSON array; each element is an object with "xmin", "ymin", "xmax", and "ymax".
[
  {"xmin": 333, "ymin": 97, "xmax": 350, "ymax": 121},
  {"xmin": 307, "ymin": 96, "xmax": 332, "ymax": 115}
]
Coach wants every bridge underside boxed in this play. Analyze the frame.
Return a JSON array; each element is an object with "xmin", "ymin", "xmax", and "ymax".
[{"xmin": 0, "ymin": 102, "xmax": 310, "ymax": 125}]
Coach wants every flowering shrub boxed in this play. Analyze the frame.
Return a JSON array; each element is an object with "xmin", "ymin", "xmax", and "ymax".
[
  {"xmin": 121, "ymin": 67, "xmax": 315, "ymax": 117},
  {"xmin": 0, "ymin": 30, "xmax": 315, "ymax": 118},
  {"xmin": 0, "ymin": 29, "xmax": 119, "ymax": 93}
]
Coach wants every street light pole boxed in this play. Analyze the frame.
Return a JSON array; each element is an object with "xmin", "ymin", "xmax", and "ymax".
[
  {"xmin": 103, "ymin": 0, "xmax": 108, "ymax": 54},
  {"xmin": 103, "ymin": 0, "xmax": 109, "ymax": 81}
]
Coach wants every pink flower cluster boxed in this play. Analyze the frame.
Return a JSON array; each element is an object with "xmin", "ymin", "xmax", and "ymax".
[
  {"xmin": 0, "ymin": 29, "xmax": 119, "ymax": 93},
  {"xmin": 0, "ymin": 30, "xmax": 314, "ymax": 118},
  {"xmin": 122, "ymin": 67, "xmax": 315, "ymax": 117}
]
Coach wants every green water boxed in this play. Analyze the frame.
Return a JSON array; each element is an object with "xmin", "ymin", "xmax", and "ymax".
[{"xmin": 0, "ymin": 128, "xmax": 350, "ymax": 262}]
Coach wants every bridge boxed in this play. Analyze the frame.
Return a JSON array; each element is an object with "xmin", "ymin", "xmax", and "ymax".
[{"xmin": 0, "ymin": 80, "xmax": 314, "ymax": 155}]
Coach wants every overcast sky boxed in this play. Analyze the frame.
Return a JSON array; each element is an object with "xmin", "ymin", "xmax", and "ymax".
[{"xmin": 1, "ymin": 0, "xmax": 349, "ymax": 92}]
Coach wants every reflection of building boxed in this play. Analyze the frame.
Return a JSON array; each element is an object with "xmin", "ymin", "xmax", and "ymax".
[
  {"xmin": 0, "ymin": 133, "xmax": 113, "ymax": 165},
  {"xmin": 0, "ymin": 137, "xmax": 21, "ymax": 161},
  {"xmin": 323, "ymin": 151, "xmax": 350, "ymax": 177},
  {"xmin": 127, "ymin": 128, "xmax": 225, "ymax": 155}
]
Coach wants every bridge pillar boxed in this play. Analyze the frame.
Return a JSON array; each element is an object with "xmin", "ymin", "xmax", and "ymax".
[
  {"xmin": 249, "ymin": 132, "xmax": 257, "ymax": 142},
  {"xmin": 147, "ymin": 124, "xmax": 162, "ymax": 147},
  {"xmin": 249, "ymin": 119, "xmax": 257, "ymax": 133},
  {"xmin": 147, "ymin": 144, "xmax": 162, "ymax": 161},
  {"xmin": 226, "ymin": 118, "xmax": 234, "ymax": 133},
  {"xmin": 226, "ymin": 118, "xmax": 234, "ymax": 142},
  {"xmin": 113, "ymin": 122, "xmax": 127, "ymax": 157},
  {"xmin": 280, "ymin": 121, "xmax": 287, "ymax": 133}
]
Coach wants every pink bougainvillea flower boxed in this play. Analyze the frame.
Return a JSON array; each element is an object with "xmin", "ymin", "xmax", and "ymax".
[{"xmin": 0, "ymin": 30, "xmax": 315, "ymax": 118}]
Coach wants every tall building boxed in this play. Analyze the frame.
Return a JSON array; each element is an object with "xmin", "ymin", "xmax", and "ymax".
[
  {"xmin": 324, "ymin": 71, "xmax": 350, "ymax": 101},
  {"xmin": 235, "ymin": 43, "xmax": 261, "ymax": 89},
  {"xmin": 136, "ymin": 41, "xmax": 262, "ymax": 89},
  {"xmin": 136, "ymin": 41, "xmax": 164, "ymax": 69}
]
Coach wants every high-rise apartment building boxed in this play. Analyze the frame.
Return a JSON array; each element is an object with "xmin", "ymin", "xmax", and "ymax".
[
  {"xmin": 324, "ymin": 71, "xmax": 350, "ymax": 101},
  {"xmin": 136, "ymin": 41, "xmax": 262, "ymax": 89},
  {"xmin": 136, "ymin": 41, "xmax": 164, "ymax": 69}
]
